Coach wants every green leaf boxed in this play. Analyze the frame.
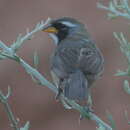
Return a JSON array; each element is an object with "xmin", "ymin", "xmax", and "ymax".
[
  {"xmin": 61, "ymin": 99, "xmax": 72, "ymax": 109},
  {"xmin": 30, "ymin": 74, "xmax": 42, "ymax": 85},
  {"xmin": 11, "ymin": 34, "xmax": 22, "ymax": 52},
  {"xmin": 113, "ymin": 32, "xmax": 121, "ymax": 43},
  {"xmin": 127, "ymin": 66, "xmax": 130, "ymax": 76},
  {"xmin": 88, "ymin": 93, "xmax": 93, "ymax": 107},
  {"xmin": 124, "ymin": 110, "xmax": 130, "ymax": 124},
  {"xmin": 109, "ymin": 1, "xmax": 115, "ymax": 11},
  {"xmin": 20, "ymin": 121, "xmax": 30, "ymax": 130},
  {"xmin": 33, "ymin": 51, "xmax": 39, "ymax": 69},
  {"xmin": 0, "ymin": 55, "xmax": 6, "ymax": 60},
  {"xmin": 124, "ymin": 80, "xmax": 130, "ymax": 94},
  {"xmin": 115, "ymin": 70, "xmax": 128, "ymax": 76},
  {"xmin": 35, "ymin": 22, "xmax": 41, "ymax": 29},
  {"xmin": 108, "ymin": 13, "xmax": 118, "ymax": 19},
  {"xmin": 96, "ymin": 124, "xmax": 105, "ymax": 130},
  {"xmin": 0, "ymin": 52, "xmax": 20, "ymax": 62},
  {"xmin": 106, "ymin": 111, "xmax": 116, "ymax": 129}
]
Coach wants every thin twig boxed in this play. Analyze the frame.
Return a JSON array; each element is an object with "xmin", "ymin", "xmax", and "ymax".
[
  {"xmin": 11, "ymin": 18, "xmax": 51, "ymax": 52},
  {"xmin": 0, "ymin": 89, "xmax": 19, "ymax": 130},
  {"xmin": 97, "ymin": 2, "xmax": 130, "ymax": 19}
]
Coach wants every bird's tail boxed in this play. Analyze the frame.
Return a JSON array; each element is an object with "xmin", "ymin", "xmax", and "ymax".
[{"xmin": 63, "ymin": 70, "xmax": 88, "ymax": 100}]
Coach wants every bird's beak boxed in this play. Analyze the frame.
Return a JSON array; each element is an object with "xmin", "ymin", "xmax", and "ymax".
[{"xmin": 42, "ymin": 24, "xmax": 58, "ymax": 33}]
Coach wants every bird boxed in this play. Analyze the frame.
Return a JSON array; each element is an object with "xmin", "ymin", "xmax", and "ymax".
[{"xmin": 42, "ymin": 17, "xmax": 104, "ymax": 102}]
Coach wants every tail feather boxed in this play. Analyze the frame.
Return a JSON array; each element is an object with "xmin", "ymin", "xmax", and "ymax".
[{"xmin": 63, "ymin": 70, "xmax": 88, "ymax": 100}]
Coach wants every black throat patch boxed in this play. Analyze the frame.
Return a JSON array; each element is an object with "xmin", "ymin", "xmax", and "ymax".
[{"xmin": 53, "ymin": 23, "xmax": 69, "ymax": 42}]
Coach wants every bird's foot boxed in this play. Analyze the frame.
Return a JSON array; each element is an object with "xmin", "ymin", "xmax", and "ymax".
[
  {"xmin": 55, "ymin": 88, "xmax": 62, "ymax": 100},
  {"xmin": 79, "ymin": 105, "xmax": 94, "ymax": 120},
  {"xmin": 84, "ymin": 105, "xmax": 94, "ymax": 113}
]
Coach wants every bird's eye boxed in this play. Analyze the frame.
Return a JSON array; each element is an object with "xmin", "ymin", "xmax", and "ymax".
[{"xmin": 53, "ymin": 23, "xmax": 68, "ymax": 31}]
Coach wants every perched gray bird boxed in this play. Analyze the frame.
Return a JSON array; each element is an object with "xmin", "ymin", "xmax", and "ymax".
[{"xmin": 42, "ymin": 17, "xmax": 104, "ymax": 101}]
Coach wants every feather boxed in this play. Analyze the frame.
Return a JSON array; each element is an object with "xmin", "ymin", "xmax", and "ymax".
[{"xmin": 63, "ymin": 70, "xmax": 88, "ymax": 100}]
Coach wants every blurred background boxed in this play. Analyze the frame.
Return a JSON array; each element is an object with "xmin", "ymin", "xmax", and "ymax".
[{"xmin": 0, "ymin": 0, "xmax": 130, "ymax": 130}]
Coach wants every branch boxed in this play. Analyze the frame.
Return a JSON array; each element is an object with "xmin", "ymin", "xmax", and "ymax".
[
  {"xmin": 11, "ymin": 18, "xmax": 51, "ymax": 52},
  {"xmin": 0, "ymin": 87, "xmax": 19, "ymax": 130},
  {"xmin": 0, "ymin": 19, "xmax": 112, "ymax": 130},
  {"xmin": 98, "ymin": 0, "xmax": 130, "ymax": 127},
  {"xmin": 97, "ymin": 0, "xmax": 130, "ymax": 19}
]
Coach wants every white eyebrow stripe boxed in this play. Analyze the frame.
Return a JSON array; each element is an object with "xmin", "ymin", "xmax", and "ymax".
[{"xmin": 61, "ymin": 21, "xmax": 77, "ymax": 27}]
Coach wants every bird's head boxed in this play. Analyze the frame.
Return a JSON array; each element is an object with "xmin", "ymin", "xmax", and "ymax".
[{"xmin": 42, "ymin": 17, "xmax": 85, "ymax": 45}]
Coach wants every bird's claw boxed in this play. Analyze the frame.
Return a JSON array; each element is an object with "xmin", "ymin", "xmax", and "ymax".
[
  {"xmin": 79, "ymin": 106, "xmax": 94, "ymax": 120},
  {"xmin": 55, "ymin": 88, "xmax": 62, "ymax": 100}
]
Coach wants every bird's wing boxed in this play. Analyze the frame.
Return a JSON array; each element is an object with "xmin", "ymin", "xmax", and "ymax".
[
  {"xmin": 58, "ymin": 46, "xmax": 80, "ymax": 73},
  {"xmin": 52, "ymin": 39, "xmax": 104, "ymax": 78},
  {"xmin": 78, "ymin": 46, "xmax": 104, "ymax": 75}
]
